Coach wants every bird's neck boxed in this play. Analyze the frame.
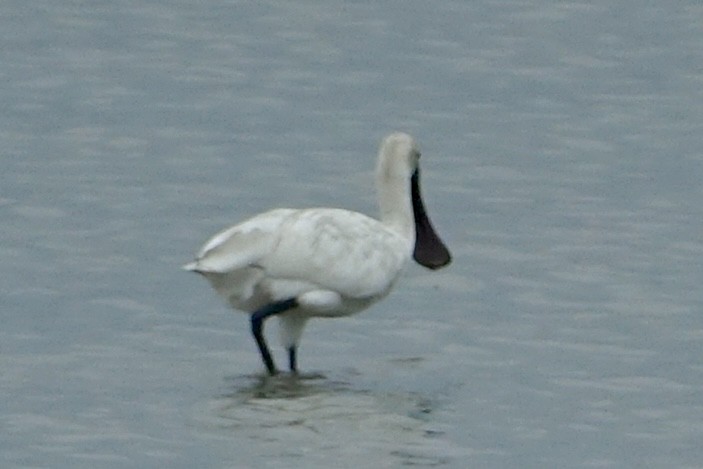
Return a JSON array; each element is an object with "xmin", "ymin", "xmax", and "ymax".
[{"xmin": 377, "ymin": 172, "xmax": 415, "ymax": 242}]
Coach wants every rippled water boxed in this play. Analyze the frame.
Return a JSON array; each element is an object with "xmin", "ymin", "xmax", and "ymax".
[{"xmin": 3, "ymin": 1, "xmax": 702, "ymax": 467}]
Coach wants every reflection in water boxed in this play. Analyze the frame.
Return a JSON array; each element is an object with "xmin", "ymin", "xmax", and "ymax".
[
  {"xmin": 226, "ymin": 372, "xmax": 338, "ymax": 400},
  {"xmin": 194, "ymin": 371, "xmax": 467, "ymax": 466}
]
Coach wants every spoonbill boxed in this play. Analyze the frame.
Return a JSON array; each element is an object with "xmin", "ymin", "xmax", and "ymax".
[{"xmin": 184, "ymin": 132, "xmax": 451, "ymax": 375}]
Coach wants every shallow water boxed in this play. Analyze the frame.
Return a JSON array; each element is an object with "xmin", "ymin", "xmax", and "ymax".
[{"xmin": 3, "ymin": 1, "xmax": 703, "ymax": 467}]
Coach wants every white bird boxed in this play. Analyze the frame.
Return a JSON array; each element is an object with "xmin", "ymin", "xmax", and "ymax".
[{"xmin": 184, "ymin": 132, "xmax": 451, "ymax": 375}]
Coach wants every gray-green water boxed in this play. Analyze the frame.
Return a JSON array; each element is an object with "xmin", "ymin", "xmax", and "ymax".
[{"xmin": 3, "ymin": 1, "xmax": 702, "ymax": 467}]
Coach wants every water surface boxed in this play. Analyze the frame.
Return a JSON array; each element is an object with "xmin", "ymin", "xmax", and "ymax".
[{"xmin": 2, "ymin": 1, "xmax": 702, "ymax": 467}]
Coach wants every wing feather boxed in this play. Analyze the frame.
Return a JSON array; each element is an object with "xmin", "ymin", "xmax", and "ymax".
[
  {"xmin": 184, "ymin": 209, "xmax": 295, "ymax": 273},
  {"xmin": 261, "ymin": 209, "xmax": 411, "ymax": 298}
]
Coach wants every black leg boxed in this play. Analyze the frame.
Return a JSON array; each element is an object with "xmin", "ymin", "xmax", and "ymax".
[
  {"xmin": 250, "ymin": 298, "xmax": 298, "ymax": 375},
  {"xmin": 251, "ymin": 314, "xmax": 276, "ymax": 374},
  {"xmin": 288, "ymin": 346, "xmax": 297, "ymax": 373}
]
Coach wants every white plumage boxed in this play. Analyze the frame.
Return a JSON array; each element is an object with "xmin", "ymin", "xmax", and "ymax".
[{"xmin": 184, "ymin": 132, "xmax": 451, "ymax": 374}]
